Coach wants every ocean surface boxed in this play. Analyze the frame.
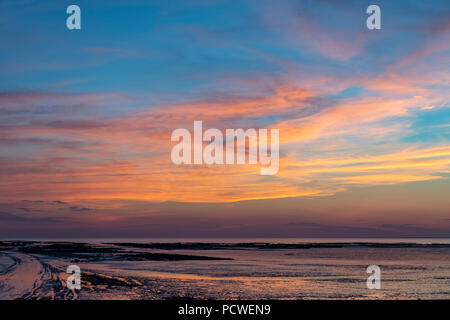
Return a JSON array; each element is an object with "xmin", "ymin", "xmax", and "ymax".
[
  {"xmin": 11, "ymin": 237, "xmax": 450, "ymax": 244},
  {"xmin": 1, "ymin": 238, "xmax": 449, "ymax": 300}
]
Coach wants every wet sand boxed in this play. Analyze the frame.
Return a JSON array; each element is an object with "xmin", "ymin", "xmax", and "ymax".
[{"xmin": 0, "ymin": 240, "xmax": 449, "ymax": 300}]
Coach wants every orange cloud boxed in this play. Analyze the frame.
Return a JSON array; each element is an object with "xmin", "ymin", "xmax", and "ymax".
[{"xmin": 0, "ymin": 69, "xmax": 448, "ymax": 203}]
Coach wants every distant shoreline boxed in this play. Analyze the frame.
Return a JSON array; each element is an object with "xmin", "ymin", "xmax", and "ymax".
[{"xmin": 2, "ymin": 239, "xmax": 450, "ymax": 248}]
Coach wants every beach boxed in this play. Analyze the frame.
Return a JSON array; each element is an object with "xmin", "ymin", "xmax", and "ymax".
[{"xmin": 1, "ymin": 239, "xmax": 449, "ymax": 300}]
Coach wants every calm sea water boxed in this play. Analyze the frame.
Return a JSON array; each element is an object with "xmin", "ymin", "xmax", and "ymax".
[{"xmin": 8, "ymin": 237, "xmax": 450, "ymax": 244}]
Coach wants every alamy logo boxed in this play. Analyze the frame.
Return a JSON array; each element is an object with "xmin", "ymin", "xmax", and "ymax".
[
  {"xmin": 366, "ymin": 265, "xmax": 381, "ymax": 289},
  {"xmin": 171, "ymin": 121, "xmax": 279, "ymax": 175},
  {"xmin": 66, "ymin": 265, "xmax": 81, "ymax": 290},
  {"xmin": 66, "ymin": 5, "xmax": 81, "ymax": 30},
  {"xmin": 366, "ymin": 5, "xmax": 381, "ymax": 30}
]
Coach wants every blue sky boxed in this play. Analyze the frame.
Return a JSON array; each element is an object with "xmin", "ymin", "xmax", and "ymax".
[{"xmin": 0, "ymin": 0, "xmax": 449, "ymax": 237}]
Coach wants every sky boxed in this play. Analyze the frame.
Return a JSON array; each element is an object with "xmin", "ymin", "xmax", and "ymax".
[{"xmin": 0, "ymin": 0, "xmax": 449, "ymax": 238}]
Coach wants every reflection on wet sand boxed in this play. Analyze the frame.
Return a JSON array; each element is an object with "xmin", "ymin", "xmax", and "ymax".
[{"xmin": 0, "ymin": 240, "xmax": 449, "ymax": 299}]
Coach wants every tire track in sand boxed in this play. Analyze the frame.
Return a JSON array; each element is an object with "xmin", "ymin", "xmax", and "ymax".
[{"xmin": 0, "ymin": 251, "xmax": 74, "ymax": 300}]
